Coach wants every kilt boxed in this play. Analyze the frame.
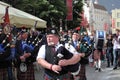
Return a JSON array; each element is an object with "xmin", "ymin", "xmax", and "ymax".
[
  {"xmin": 0, "ymin": 68, "xmax": 8, "ymax": 80},
  {"xmin": 74, "ymin": 65, "xmax": 86, "ymax": 80},
  {"xmin": 93, "ymin": 50, "xmax": 101, "ymax": 61},
  {"xmin": 17, "ymin": 63, "xmax": 35, "ymax": 80},
  {"xmin": 44, "ymin": 73, "xmax": 71, "ymax": 80}
]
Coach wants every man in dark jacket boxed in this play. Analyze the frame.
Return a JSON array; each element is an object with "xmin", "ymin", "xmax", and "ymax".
[
  {"xmin": 0, "ymin": 27, "xmax": 11, "ymax": 80},
  {"xmin": 106, "ymin": 34, "xmax": 113, "ymax": 67}
]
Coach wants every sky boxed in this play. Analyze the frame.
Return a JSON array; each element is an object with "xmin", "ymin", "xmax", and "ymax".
[{"xmin": 97, "ymin": 0, "xmax": 120, "ymax": 13}]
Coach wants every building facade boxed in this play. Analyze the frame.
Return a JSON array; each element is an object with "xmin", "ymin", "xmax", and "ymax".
[
  {"xmin": 83, "ymin": 0, "xmax": 111, "ymax": 34},
  {"xmin": 112, "ymin": 9, "xmax": 120, "ymax": 33}
]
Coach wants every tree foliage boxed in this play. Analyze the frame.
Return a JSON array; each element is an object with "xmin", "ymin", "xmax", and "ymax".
[{"xmin": 1, "ymin": 0, "xmax": 83, "ymax": 30}]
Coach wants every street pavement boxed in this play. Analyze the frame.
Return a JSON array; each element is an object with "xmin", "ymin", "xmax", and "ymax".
[
  {"xmin": 86, "ymin": 61, "xmax": 120, "ymax": 80},
  {"xmin": 34, "ymin": 61, "xmax": 120, "ymax": 80},
  {"xmin": 34, "ymin": 62, "xmax": 44, "ymax": 80}
]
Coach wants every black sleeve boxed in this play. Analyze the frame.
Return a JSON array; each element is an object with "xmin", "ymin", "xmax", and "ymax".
[
  {"xmin": 0, "ymin": 34, "xmax": 11, "ymax": 61},
  {"xmin": 0, "ymin": 46, "xmax": 11, "ymax": 61}
]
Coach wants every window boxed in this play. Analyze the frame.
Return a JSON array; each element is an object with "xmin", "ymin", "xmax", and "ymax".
[
  {"xmin": 117, "ymin": 22, "xmax": 120, "ymax": 27},
  {"xmin": 117, "ymin": 13, "xmax": 120, "ymax": 18}
]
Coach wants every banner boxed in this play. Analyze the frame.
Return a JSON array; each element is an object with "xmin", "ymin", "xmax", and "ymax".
[
  {"xmin": 2, "ymin": 6, "xmax": 10, "ymax": 27},
  {"xmin": 66, "ymin": 0, "xmax": 73, "ymax": 21}
]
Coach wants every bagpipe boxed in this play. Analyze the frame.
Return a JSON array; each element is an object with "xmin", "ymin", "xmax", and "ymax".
[
  {"xmin": 21, "ymin": 32, "xmax": 43, "ymax": 64},
  {"xmin": 19, "ymin": 33, "xmax": 43, "ymax": 72},
  {"xmin": 53, "ymin": 46, "xmax": 80, "ymax": 75},
  {"xmin": 60, "ymin": 35, "xmax": 72, "ymax": 45},
  {"xmin": 66, "ymin": 35, "xmax": 94, "ymax": 58},
  {"xmin": 59, "ymin": 34, "xmax": 93, "ymax": 65},
  {"xmin": 78, "ymin": 35, "xmax": 94, "ymax": 64},
  {"xmin": 22, "ymin": 32, "xmax": 43, "ymax": 53},
  {"xmin": 22, "ymin": 41, "xmax": 34, "ymax": 53},
  {"xmin": 0, "ymin": 26, "xmax": 25, "ymax": 61},
  {"xmin": 0, "ymin": 33, "xmax": 11, "ymax": 61},
  {"xmin": 79, "ymin": 35, "xmax": 94, "ymax": 57}
]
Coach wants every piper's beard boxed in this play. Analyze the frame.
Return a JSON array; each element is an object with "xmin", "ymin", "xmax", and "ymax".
[{"xmin": 48, "ymin": 42, "xmax": 55, "ymax": 46}]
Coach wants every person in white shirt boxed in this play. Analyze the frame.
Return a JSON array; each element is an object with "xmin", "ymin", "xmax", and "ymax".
[
  {"xmin": 36, "ymin": 28, "xmax": 84, "ymax": 80},
  {"xmin": 113, "ymin": 31, "xmax": 120, "ymax": 70}
]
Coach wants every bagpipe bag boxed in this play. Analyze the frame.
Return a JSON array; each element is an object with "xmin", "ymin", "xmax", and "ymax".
[
  {"xmin": 79, "ymin": 36, "xmax": 93, "ymax": 64},
  {"xmin": 45, "ymin": 45, "xmax": 80, "ymax": 76},
  {"xmin": 56, "ymin": 46, "xmax": 80, "ymax": 74}
]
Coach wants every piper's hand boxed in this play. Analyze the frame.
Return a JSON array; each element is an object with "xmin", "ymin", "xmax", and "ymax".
[
  {"xmin": 58, "ymin": 59, "xmax": 68, "ymax": 66},
  {"xmin": 24, "ymin": 53, "xmax": 31, "ymax": 58},
  {"xmin": 79, "ymin": 53, "xmax": 85, "ymax": 57},
  {"xmin": 10, "ymin": 44, "xmax": 15, "ymax": 48},
  {"xmin": 20, "ymin": 56, "xmax": 25, "ymax": 61},
  {"xmin": 52, "ymin": 65, "xmax": 62, "ymax": 74}
]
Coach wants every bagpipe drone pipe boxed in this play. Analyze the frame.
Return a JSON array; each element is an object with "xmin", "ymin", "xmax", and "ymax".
[
  {"xmin": 22, "ymin": 42, "xmax": 34, "ymax": 53},
  {"xmin": 53, "ymin": 46, "xmax": 80, "ymax": 75},
  {"xmin": 79, "ymin": 35, "xmax": 94, "ymax": 64},
  {"xmin": 0, "ymin": 26, "xmax": 23, "ymax": 61},
  {"xmin": 22, "ymin": 33, "xmax": 43, "ymax": 63},
  {"xmin": 21, "ymin": 40, "xmax": 36, "ymax": 63}
]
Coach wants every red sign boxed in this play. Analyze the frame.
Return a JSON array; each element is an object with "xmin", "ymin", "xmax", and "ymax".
[
  {"xmin": 66, "ymin": 0, "xmax": 73, "ymax": 21},
  {"xmin": 104, "ymin": 23, "xmax": 108, "ymax": 31},
  {"xmin": 112, "ymin": 19, "xmax": 115, "ymax": 28}
]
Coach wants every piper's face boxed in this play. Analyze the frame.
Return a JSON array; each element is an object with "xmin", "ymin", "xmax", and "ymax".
[
  {"xmin": 47, "ymin": 34, "xmax": 59, "ymax": 46},
  {"xmin": 72, "ymin": 33, "xmax": 80, "ymax": 41},
  {"xmin": 21, "ymin": 33, "xmax": 28, "ymax": 40}
]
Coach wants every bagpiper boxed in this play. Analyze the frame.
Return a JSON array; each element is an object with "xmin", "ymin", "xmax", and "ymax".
[
  {"xmin": 15, "ymin": 29, "xmax": 36, "ymax": 80},
  {"xmin": 37, "ymin": 28, "xmax": 83, "ymax": 80},
  {"xmin": 0, "ymin": 26, "xmax": 12, "ymax": 80}
]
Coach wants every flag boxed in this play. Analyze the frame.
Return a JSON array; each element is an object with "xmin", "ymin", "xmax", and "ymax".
[
  {"xmin": 104, "ymin": 23, "xmax": 108, "ymax": 31},
  {"xmin": 66, "ymin": 0, "xmax": 73, "ymax": 21},
  {"xmin": 1, "ymin": 6, "xmax": 11, "ymax": 35},
  {"xmin": 2, "ymin": 6, "xmax": 10, "ymax": 27}
]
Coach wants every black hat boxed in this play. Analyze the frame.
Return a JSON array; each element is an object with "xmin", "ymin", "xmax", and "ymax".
[
  {"xmin": 72, "ymin": 30, "xmax": 79, "ymax": 35},
  {"xmin": 46, "ymin": 28, "xmax": 59, "ymax": 36},
  {"xmin": 20, "ymin": 26, "xmax": 27, "ymax": 33}
]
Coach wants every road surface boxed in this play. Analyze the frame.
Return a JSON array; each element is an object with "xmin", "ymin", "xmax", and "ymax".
[{"xmin": 34, "ymin": 61, "xmax": 120, "ymax": 80}]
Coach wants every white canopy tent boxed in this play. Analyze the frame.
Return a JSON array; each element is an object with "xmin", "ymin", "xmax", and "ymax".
[{"xmin": 0, "ymin": 1, "xmax": 46, "ymax": 28}]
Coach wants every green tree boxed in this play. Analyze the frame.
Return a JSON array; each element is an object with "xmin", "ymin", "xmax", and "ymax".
[
  {"xmin": 70, "ymin": 0, "xmax": 83, "ymax": 29},
  {"xmin": 15, "ymin": 0, "xmax": 67, "ymax": 28}
]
